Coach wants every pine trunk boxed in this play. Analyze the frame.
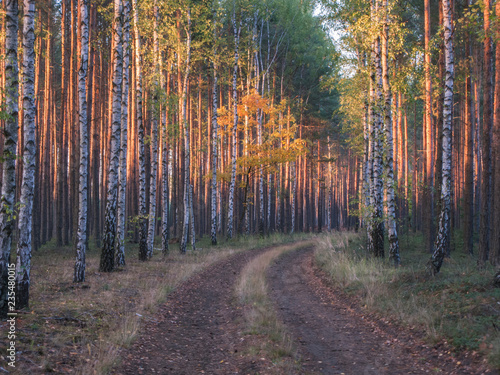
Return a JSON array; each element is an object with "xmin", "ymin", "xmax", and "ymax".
[{"xmin": 211, "ymin": 10, "xmax": 218, "ymax": 246}]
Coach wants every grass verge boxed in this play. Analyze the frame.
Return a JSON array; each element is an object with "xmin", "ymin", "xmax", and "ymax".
[
  {"xmin": 0, "ymin": 232, "xmax": 309, "ymax": 375},
  {"xmin": 235, "ymin": 240, "xmax": 314, "ymax": 374},
  {"xmin": 314, "ymin": 231, "xmax": 500, "ymax": 370}
]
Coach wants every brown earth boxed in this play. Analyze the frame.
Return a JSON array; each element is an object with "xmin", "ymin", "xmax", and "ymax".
[{"xmin": 113, "ymin": 244, "xmax": 496, "ymax": 375}]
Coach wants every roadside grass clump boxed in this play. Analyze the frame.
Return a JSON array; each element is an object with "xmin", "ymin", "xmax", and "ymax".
[
  {"xmin": 236, "ymin": 240, "xmax": 314, "ymax": 374},
  {"xmin": 1, "ymin": 232, "xmax": 306, "ymax": 375},
  {"xmin": 315, "ymin": 231, "xmax": 500, "ymax": 370}
]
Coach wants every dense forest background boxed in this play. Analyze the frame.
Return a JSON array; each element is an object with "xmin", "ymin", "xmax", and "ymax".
[{"xmin": 0, "ymin": 0, "xmax": 499, "ymax": 315}]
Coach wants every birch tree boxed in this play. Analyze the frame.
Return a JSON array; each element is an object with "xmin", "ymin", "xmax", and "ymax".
[
  {"xmin": 380, "ymin": 0, "xmax": 400, "ymax": 266},
  {"xmin": 100, "ymin": 0, "xmax": 123, "ymax": 272},
  {"xmin": 133, "ymin": 0, "xmax": 148, "ymax": 261},
  {"xmin": 147, "ymin": 1, "xmax": 160, "ymax": 258},
  {"xmin": 211, "ymin": 6, "xmax": 218, "ymax": 246},
  {"xmin": 75, "ymin": 0, "xmax": 90, "ymax": 282},
  {"xmin": 227, "ymin": 7, "xmax": 241, "ymax": 240},
  {"xmin": 0, "ymin": 0, "xmax": 18, "ymax": 317},
  {"xmin": 430, "ymin": 0, "xmax": 454, "ymax": 274},
  {"xmin": 16, "ymin": 0, "xmax": 36, "ymax": 308},
  {"xmin": 180, "ymin": 9, "xmax": 192, "ymax": 253},
  {"xmin": 116, "ymin": 0, "xmax": 131, "ymax": 267}
]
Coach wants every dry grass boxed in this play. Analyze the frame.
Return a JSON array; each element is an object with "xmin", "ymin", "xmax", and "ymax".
[
  {"xmin": 235, "ymin": 240, "xmax": 314, "ymax": 374},
  {"xmin": 0, "ymin": 233, "xmax": 302, "ymax": 375},
  {"xmin": 314, "ymin": 231, "xmax": 500, "ymax": 370}
]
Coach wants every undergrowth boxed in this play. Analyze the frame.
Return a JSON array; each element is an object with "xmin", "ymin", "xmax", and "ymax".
[{"xmin": 314, "ymin": 231, "xmax": 500, "ymax": 370}]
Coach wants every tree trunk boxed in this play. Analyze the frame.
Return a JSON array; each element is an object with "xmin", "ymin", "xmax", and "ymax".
[
  {"xmin": 100, "ymin": 0, "xmax": 123, "ymax": 272},
  {"xmin": 381, "ymin": 0, "xmax": 400, "ymax": 266},
  {"xmin": 0, "ymin": 0, "xmax": 19, "ymax": 318},
  {"xmin": 227, "ymin": 11, "xmax": 240, "ymax": 240},
  {"xmin": 133, "ymin": 0, "xmax": 147, "ymax": 261},
  {"xmin": 116, "ymin": 0, "xmax": 131, "ymax": 267},
  {"xmin": 74, "ymin": 0, "xmax": 90, "ymax": 282},
  {"xmin": 479, "ymin": 0, "xmax": 493, "ymax": 267},
  {"xmin": 491, "ymin": 0, "xmax": 500, "ymax": 266},
  {"xmin": 180, "ymin": 9, "xmax": 192, "ymax": 254},
  {"xmin": 211, "ymin": 9, "xmax": 218, "ymax": 246},
  {"xmin": 147, "ymin": 2, "xmax": 160, "ymax": 258},
  {"xmin": 16, "ymin": 0, "xmax": 36, "ymax": 309},
  {"xmin": 431, "ymin": 0, "xmax": 454, "ymax": 274}
]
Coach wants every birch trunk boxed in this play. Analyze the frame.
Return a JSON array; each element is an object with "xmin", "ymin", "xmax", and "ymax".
[
  {"xmin": 133, "ymin": 0, "xmax": 147, "ymax": 261},
  {"xmin": 180, "ymin": 9, "xmax": 192, "ymax": 253},
  {"xmin": 161, "ymin": 70, "xmax": 171, "ymax": 255},
  {"xmin": 100, "ymin": 0, "xmax": 123, "ymax": 272},
  {"xmin": 381, "ymin": 0, "xmax": 400, "ymax": 266},
  {"xmin": 74, "ymin": 0, "xmax": 90, "ymax": 282},
  {"xmin": 0, "ymin": 0, "xmax": 19, "ymax": 317},
  {"xmin": 16, "ymin": 0, "xmax": 36, "ymax": 309},
  {"xmin": 147, "ymin": 2, "xmax": 160, "ymax": 258},
  {"xmin": 227, "ymin": 11, "xmax": 240, "ymax": 240},
  {"xmin": 211, "ymin": 9, "xmax": 218, "ymax": 246},
  {"xmin": 368, "ymin": 22, "xmax": 385, "ymax": 258},
  {"xmin": 116, "ymin": 0, "xmax": 130, "ymax": 267},
  {"xmin": 431, "ymin": 0, "xmax": 454, "ymax": 274}
]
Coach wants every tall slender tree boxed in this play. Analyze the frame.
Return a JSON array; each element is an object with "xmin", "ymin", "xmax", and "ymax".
[
  {"xmin": 100, "ymin": 0, "xmax": 123, "ymax": 272},
  {"xmin": 16, "ymin": 0, "xmax": 37, "ymax": 308},
  {"xmin": 0, "ymin": 0, "xmax": 19, "ymax": 317},
  {"xmin": 133, "ymin": 0, "xmax": 148, "ymax": 261},
  {"xmin": 227, "ymin": 7, "xmax": 241, "ymax": 240},
  {"xmin": 430, "ymin": 0, "xmax": 454, "ymax": 274},
  {"xmin": 116, "ymin": 0, "xmax": 131, "ymax": 267},
  {"xmin": 75, "ymin": 0, "xmax": 90, "ymax": 282},
  {"xmin": 180, "ymin": 8, "xmax": 192, "ymax": 253}
]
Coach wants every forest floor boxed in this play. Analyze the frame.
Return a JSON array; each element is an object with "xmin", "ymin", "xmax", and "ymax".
[
  {"xmin": 112, "ymin": 240, "xmax": 495, "ymax": 375},
  {"xmin": 1, "ymin": 235, "xmax": 498, "ymax": 374}
]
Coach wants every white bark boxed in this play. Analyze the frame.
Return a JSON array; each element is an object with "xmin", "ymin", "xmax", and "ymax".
[
  {"xmin": 161, "ymin": 76, "xmax": 170, "ymax": 255},
  {"xmin": 116, "ymin": 0, "xmax": 131, "ymax": 267},
  {"xmin": 0, "ymin": 0, "xmax": 19, "ymax": 317},
  {"xmin": 431, "ymin": 0, "xmax": 454, "ymax": 274},
  {"xmin": 16, "ymin": 0, "xmax": 36, "ymax": 309},
  {"xmin": 132, "ymin": 0, "xmax": 147, "ymax": 261},
  {"xmin": 75, "ymin": 0, "xmax": 90, "ymax": 282},
  {"xmin": 180, "ymin": 9, "xmax": 192, "ymax": 253},
  {"xmin": 227, "ymin": 10, "xmax": 240, "ymax": 240},
  {"xmin": 100, "ymin": 0, "xmax": 123, "ymax": 272},
  {"xmin": 147, "ymin": 2, "xmax": 160, "ymax": 258},
  {"xmin": 381, "ymin": 1, "xmax": 400, "ymax": 266},
  {"xmin": 211, "ymin": 8, "xmax": 218, "ymax": 246}
]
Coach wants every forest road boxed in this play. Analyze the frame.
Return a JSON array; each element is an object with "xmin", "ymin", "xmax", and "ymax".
[
  {"xmin": 268, "ymin": 246, "xmax": 483, "ymax": 375},
  {"xmin": 112, "ymin": 245, "xmax": 275, "ymax": 375},
  {"xmin": 113, "ymin": 243, "xmax": 485, "ymax": 375}
]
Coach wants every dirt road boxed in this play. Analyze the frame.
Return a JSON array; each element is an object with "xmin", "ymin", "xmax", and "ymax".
[{"xmin": 113, "ymin": 244, "xmax": 489, "ymax": 375}]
